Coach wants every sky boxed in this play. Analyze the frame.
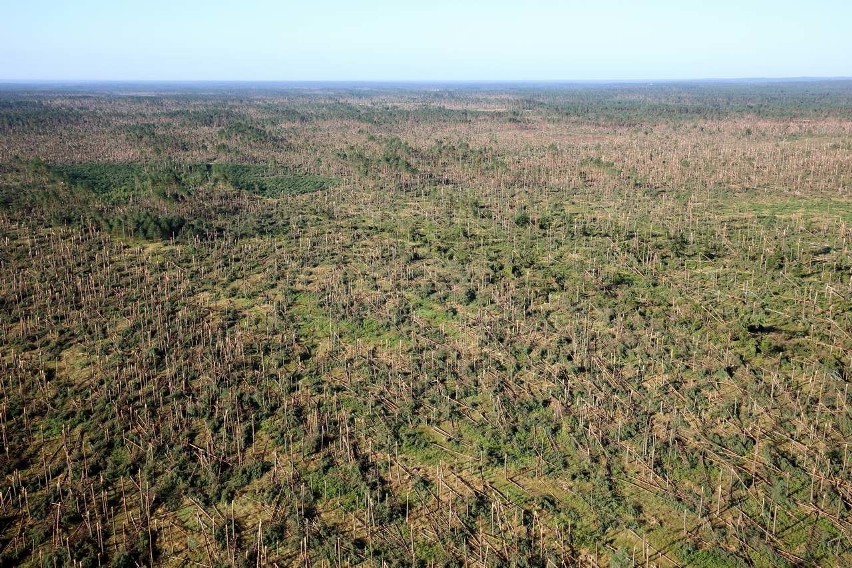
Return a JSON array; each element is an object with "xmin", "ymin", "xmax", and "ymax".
[{"xmin": 1, "ymin": 0, "xmax": 850, "ymax": 81}]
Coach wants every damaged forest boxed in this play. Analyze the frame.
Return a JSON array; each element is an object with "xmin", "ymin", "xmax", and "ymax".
[{"xmin": 1, "ymin": 81, "xmax": 852, "ymax": 566}]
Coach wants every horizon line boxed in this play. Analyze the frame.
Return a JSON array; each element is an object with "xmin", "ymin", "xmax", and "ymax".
[{"xmin": 2, "ymin": 76, "xmax": 852, "ymax": 86}]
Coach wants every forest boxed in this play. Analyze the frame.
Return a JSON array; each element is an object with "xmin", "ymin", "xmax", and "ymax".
[{"xmin": 0, "ymin": 80, "xmax": 851, "ymax": 566}]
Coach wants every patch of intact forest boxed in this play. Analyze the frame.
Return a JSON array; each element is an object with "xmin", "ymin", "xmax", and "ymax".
[{"xmin": 1, "ymin": 81, "xmax": 851, "ymax": 567}]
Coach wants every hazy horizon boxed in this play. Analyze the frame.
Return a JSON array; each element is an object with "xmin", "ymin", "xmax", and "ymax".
[
  {"xmin": 2, "ymin": 77, "xmax": 852, "ymax": 85},
  {"xmin": 2, "ymin": 1, "xmax": 850, "ymax": 82}
]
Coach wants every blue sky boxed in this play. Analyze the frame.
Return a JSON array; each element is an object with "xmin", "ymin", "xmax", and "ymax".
[{"xmin": 2, "ymin": 0, "xmax": 850, "ymax": 81}]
